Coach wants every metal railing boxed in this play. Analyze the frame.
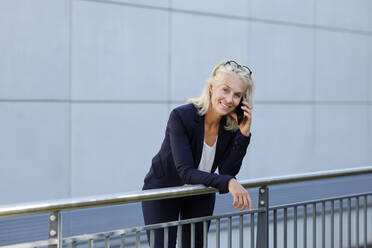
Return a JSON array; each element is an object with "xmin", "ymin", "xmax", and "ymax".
[{"xmin": 0, "ymin": 166, "xmax": 372, "ymax": 248}]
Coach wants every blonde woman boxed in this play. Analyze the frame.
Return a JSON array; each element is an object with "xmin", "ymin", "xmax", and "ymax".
[{"xmin": 142, "ymin": 60, "xmax": 255, "ymax": 248}]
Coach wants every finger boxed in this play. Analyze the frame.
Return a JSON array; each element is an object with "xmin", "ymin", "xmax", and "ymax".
[
  {"xmin": 240, "ymin": 195, "xmax": 248, "ymax": 211},
  {"xmin": 232, "ymin": 195, "xmax": 238, "ymax": 207},
  {"xmin": 234, "ymin": 194, "xmax": 241, "ymax": 209},
  {"xmin": 244, "ymin": 112, "xmax": 251, "ymax": 119},
  {"xmin": 243, "ymin": 195, "xmax": 249, "ymax": 210},
  {"xmin": 242, "ymin": 101, "xmax": 252, "ymax": 109},
  {"xmin": 238, "ymin": 194, "xmax": 244, "ymax": 209},
  {"xmin": 240, "ymin": 104, "xmax": 251, "ymax": 111},
  {"xmin": 247, "ymin": 195, "xmax": 252, "ymax": 210},
  {"xmin": 241, "ymin": 106, "xmax": 252, "ymax": 114}
]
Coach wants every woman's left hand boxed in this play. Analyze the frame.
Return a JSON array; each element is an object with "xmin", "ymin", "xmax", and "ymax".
[
  {"xmin": 230, "ymin": 100, "xmax": 252, "ymax": 136},
  {"xmin": 228, "ymin": 178, "xmax": 252, "ymax": 211}
]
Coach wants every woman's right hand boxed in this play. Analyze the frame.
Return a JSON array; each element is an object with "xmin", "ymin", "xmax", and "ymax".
[{"xmin": 228, "ymin": 178, "xmax": 252, "ymax": 211}]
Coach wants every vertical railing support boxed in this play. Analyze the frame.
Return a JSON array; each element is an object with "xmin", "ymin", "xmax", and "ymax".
[
  {"xmin": 48, "ymin": 211, "xmax": 62, "ymax": 248},
  {"xmin": 256, "ymin": 186, "xmax": 269, "ymax": 248}
]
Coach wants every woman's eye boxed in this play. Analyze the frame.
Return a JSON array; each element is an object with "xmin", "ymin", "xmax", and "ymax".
[
  {"xmin": 223, "ymin": 88, "xmax": 228, "ymax": 92},
  {"xmin": 234, "ymin": 94, "xmax": 241, "ymax": 99}
]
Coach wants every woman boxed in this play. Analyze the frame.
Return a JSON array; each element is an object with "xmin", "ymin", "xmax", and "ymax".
[{"xmin": 142, "ymin": 60, "xmax": 255, "ymax": 248}]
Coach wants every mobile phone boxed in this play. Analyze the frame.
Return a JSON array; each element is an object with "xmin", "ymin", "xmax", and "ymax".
[{"xmin": 235, "ymin": 98, "xmax": 244, "ymax": 124}]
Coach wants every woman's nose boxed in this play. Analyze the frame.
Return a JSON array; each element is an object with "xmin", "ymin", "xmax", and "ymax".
[{"xmin": 225, "ymin": 94, "xmax": 233, "ymax": 103}]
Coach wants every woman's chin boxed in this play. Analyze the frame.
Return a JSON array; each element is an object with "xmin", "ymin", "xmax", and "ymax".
[
  {"xmin": 218, "ymin": 108, "xmax": 233, "ymax": 116},
  {"xmin": 211, "ymin": 104, "xmax": 234, "ymax": 116}
]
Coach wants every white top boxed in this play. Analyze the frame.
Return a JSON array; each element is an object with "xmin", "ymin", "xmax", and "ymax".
[{"xmin": 197, "ymin": 137, "xmax": 217, "ymax": 173}]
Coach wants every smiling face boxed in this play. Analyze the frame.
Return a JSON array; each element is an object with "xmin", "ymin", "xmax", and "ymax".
[{"xmin": 209, "ymin": 71, "xmax": 246, "ymax": 116}]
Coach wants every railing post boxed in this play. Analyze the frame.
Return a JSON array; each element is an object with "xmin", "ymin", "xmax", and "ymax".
[
  {"xmin": 256, "ymin": 186, "xmax": 269, "ymax": 248},
  {"xmin": 48, "ymin": 211, "xmax": 62, "ymax": 248}
]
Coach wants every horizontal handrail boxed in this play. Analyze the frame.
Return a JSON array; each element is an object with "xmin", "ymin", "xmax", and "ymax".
[
  {"xmin": 0, "ymin": 166, "xmax": 371, "ymax": 218},
  {"xmin": 0, "ymin": 239, "xmax": 58, "ymax": 248}
]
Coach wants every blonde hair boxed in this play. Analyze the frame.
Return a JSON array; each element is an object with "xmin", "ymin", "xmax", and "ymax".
[{"xmin": 187, "ymin": 60, "xmax": 255, "ymax": 131}]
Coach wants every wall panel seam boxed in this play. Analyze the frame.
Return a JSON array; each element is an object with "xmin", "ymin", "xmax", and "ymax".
[
  {"xmin": 68, "ymin": 0, "xmax": 74, "ymax": 199},
  {"xmin": 1, "ymin": 100, "xmax": 372, "ymax": 105},
  {"xmin": 312, "ymin": 0, "xmax": 317, "ymax": 167},
  {"xmin": 78, "ymin": 0, "xmax": 372, "ymax": 36},
  {"xmin": 167, "ymin": 0, "xmax": 172, "ymax": 112}
]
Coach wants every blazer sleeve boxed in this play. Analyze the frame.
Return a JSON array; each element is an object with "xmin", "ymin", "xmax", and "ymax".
[
  {"xmin": 168, "ymin": 109, "xmax": 233, "ymax": 194},
  {"xmin": 218, "ymin": 130, "xmax": 251, "ymax": 177}
]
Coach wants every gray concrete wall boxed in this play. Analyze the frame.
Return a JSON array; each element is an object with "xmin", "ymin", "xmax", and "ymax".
[{"xmin": 0, "ymin": 0, "xmax": 371, "ymax": 204}]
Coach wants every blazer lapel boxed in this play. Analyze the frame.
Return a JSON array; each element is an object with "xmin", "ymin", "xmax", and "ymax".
[
  {"xmin": 194, "ymin": 113, "xmax": 205, "ymax": 168},
  {"xmin": 212, "ymin": 117, "xmax": 229, "ymax": 172}
]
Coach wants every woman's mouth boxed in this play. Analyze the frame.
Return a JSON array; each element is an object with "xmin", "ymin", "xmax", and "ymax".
[{"xmin": 219, "ymin": 101, "xmax": 231, "ymax": 111}]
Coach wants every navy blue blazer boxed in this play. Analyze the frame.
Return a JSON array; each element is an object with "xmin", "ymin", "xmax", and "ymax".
[{"xmin": 143, "ymin": 103, "xmax": 251, "ymax": 194}]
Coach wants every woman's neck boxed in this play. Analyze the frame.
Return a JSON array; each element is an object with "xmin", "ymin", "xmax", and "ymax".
[{"xmin": 205, "ymin": 106, "xmax": 222, "ymax": 128}]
